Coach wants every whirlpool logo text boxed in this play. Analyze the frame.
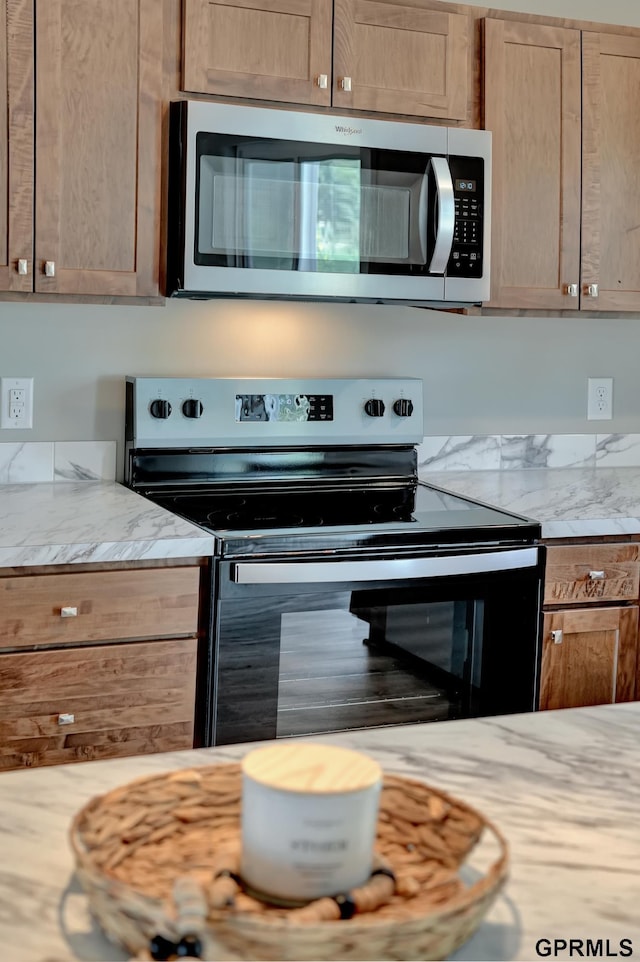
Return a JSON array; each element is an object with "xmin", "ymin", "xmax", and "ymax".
[{"xmin": 334, "ymin": 124, "xmax": 363, "ymax": 136}]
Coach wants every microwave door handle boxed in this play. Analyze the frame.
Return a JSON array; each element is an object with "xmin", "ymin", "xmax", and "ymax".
[
  {"xmin": 232, "ymin": 548, "xmax": 539, "ymax": 584},
  {"xmin": 428, "ymin": 157, "xmax": 455, "ymax": 274}
]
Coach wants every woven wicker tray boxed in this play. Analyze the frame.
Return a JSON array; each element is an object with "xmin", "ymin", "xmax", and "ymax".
[{"xmin": 70, "ymin": 762, "xmax": 509, "ymax": 961}]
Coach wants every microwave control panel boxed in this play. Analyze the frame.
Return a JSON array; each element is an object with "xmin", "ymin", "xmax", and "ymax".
[{"xmin": 447, "ymin": 156, "xmax": 484, "ymax": 279}]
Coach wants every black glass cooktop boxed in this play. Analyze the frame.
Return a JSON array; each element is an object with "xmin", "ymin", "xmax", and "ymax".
[
  {"xmin": 129, "ymin": 446, "xmax": 540, "ymax": 553},
  {"xmin": 150, "ymin": 481, "xmax": 536, "ymax": 538}
]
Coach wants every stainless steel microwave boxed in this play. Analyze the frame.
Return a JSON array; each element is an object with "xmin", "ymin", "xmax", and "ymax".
[{"xmin": 166, "ymin": 101, "xmax": 492, "ymax": 306}]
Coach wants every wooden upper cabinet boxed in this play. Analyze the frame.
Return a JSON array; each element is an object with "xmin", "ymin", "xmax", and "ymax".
[
  {"xmin": 539, "ymin": 606, "xmax": 638, "ymax": 711},
  {"xmin": 581, "ymin": 33, "xmax": 640, "ymax": 312},
  {"xmin": 182, "ymin": 0, "xmax": 334, "ymax": 107},
  {"xmin": 182, "ymin": 0, "xmax": 471, "ymax": 120},
  {"xmin": 332, "ymin": 0, "xmax": 468, "ymax": 119},
  {"xmin": 0, "ymin": 0, "xmax": 161, "ymax": 297},
  {"xmin": 0, "ymin": 0, "xmax": 33, "ymax": 292},
  {"xmin": 485, "ymin": 18, "xmax": 640, "ymax": 313},
  {"xmin": 33, "ymin": 0, "xmax": 162, "ymax": 296},
  {"xmin": 483, "ymin": 19, "xmax": 582, "ymax": 310}
]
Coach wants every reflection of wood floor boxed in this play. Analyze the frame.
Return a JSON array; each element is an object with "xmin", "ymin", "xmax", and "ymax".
[{"xmin": 276, "ymin": 608, "xmax": 453, "ymax": 737}]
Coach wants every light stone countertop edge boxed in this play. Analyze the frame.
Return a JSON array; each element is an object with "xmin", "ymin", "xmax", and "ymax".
[
  {"xmin": 0, "ymin": 481, "xmax": 215, "ymax": 566},
  {"xmin": 5, "ymin": 468, "xmax": 640, "ymax": 564},
  {"xmin": 424, "ymin": 466, "xmax": 640, "ymax": 540}
]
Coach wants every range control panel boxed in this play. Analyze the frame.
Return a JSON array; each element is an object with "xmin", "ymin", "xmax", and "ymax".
[{"xmin": 126, "ymin": 377, "xmax": 423, "ymax": 448}]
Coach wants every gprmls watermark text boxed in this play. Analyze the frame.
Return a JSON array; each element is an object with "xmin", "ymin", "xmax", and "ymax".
[{"xmin": 535, "ymin": 939, "xmax": 633, "ymax": 957}]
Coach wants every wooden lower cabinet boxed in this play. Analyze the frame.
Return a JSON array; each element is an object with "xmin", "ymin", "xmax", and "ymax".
[
  {"xmin": 539, "ymin": 605, "xmax": 638, "ymax": 711},
  {"xmin": 0, "ymin": 637, "xmax": 198, "ymax": 771},
  {"xmin": 0, "ymin": 566, "xmax": 200, "ymax": 649},
  {"xmin": 0, "ymin": 562, "xmax": 204, "ymax": 771}
]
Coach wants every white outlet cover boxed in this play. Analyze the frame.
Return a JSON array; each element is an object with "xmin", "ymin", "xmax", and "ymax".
[
  {"xmin": 587, "ymin": 377, "xmax": 613, "ymax": 421},
  {"xmin": 1, "ymin": 377, "xmax": 33, "ymax": 429}
]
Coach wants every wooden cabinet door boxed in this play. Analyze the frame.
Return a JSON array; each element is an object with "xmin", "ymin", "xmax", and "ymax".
[
  {"xmin": 0, "ymin": 638, "xmax": 197, "ymax": 770},
  {"xmin": 484, "ymin": 19, "xmax": 582, "ymax": 310},
  {"xmin": 33, "ymin": 0, "xmax": 161, "ymax": 296},
  {"xmin": 0, "ymin": 0, "xmax": 33, "ymax": 292},
  {"xmin": 581, "ymin": 33, "xmax": 640, "ymax": 312},
  {"xmin": 333, "ymin": 0, "xmax": 469, "ymax": 119},
  {"xmin": 540, "ymin": 606, "xmax": 638, "ymax": 711},
  {"xmin": 182, "ymin": 0, "xmax": 333, "ymax": 107}
]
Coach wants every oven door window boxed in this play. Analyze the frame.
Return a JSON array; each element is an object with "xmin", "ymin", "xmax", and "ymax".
[
  {"xmin": 277, "ymin": 593, "xmax": 482, "ymax": 737},
  {"xmin": 211, "ymin": 566, "xmax": 540, "ymax": 747},
  {"xmin": 194, "ymin": 132, "xmax": 432, "ymax": 275}
]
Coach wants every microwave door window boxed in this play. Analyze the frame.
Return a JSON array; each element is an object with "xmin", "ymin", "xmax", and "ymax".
[
  {"xmin": 199, "ymin": 155, "xmax": 298, "ymax": 269},
  {"xmin": 299, "ymin": 159, "xmax": 361, "ymax": 273},
  {"xmin": 242, "ymin": 160, "xmax": 296, "ymax": 269},
  {"xmin": 194, "ymin": 132, "xmax": 435, "ymax": 276}
]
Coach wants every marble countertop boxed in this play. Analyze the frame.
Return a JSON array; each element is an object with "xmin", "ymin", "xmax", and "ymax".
[
  {"xmin": 0, "ymin": 482, "xmax": 214, "ymax": 566},
  {"xmin": 0, "ymin": 703, "xmax": 637, "ymax": 962},
  {"xmin": 4, "ymin": 466, "xmax": 640, "ymax": 567},
  {"xmin": 427, "ymin": 467, "xmax": 640, "ymax": 539}
]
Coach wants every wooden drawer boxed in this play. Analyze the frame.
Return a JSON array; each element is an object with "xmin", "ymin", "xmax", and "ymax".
[
  {"xmin": 544, "ymin": 544, "xmax": 640, "ymax": 606},
  {"xmin": 0, "ymin": 638, "xmax": 197, "ymax": 770},
  {"xmin": 0, "ymin": 567, "xmax": 200, "ymax": 649}
]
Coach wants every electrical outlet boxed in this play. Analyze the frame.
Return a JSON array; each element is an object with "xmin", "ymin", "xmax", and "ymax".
[
  {"xmin": 1, "ymin": 377, "xmax": 33, "ymax": 429},
  {"xmin": 587, "ymin": 377, "xmax": 613, "ymax": 421}
]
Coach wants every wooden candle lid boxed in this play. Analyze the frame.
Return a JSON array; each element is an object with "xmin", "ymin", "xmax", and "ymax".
[{"xmin": 241, "ymin": 743, "xmax": 382, "ymax": 794}]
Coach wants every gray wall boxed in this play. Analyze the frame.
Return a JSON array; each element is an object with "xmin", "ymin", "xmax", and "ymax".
[
  {"xmin": 462, "ymin": 0, "xmax": 640, "ymax": 26},
  {"xmin": 2, "ymin": 0, "xmax": 640, "ymax": 472}
]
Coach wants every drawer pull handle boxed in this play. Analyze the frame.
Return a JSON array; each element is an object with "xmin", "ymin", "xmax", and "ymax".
[
  {"xmin": 57, "ymin": 713, "xmax": 75, "ymax": 725},
  {"xmin": 588, "ymin": 570, "xmax": 606, "ymax": 580},
  {"xmin": 550, "ymin": 630, "xmax": 563, "ymax": 644},
  {"xmin": 60, "ymin": 606, "xmax": 78, "ymax": 617}
]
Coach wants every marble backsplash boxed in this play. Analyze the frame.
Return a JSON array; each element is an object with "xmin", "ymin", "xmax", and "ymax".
[
  {"xmin": 418, "ymin": 433, "xmax": 640, "ymax": 472},
  {"xmin": 0, "ymin": 441, "xmax": 116, "ymax": 483},
  {"xmin": 3, "ymin": 434, "xmax": 640, "ymax": 483}
]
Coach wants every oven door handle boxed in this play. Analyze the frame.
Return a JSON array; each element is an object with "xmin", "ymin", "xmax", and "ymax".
[{"xmin": 231, "ymin": 547, "xmax": 539, "ymax": 584}]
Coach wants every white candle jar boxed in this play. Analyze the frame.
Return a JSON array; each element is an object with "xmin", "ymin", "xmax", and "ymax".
[{"xmin": 240, "ymin": 743, "xmax": 382, "ymax": 904}]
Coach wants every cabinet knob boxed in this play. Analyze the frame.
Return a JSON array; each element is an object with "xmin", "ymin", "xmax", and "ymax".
[
  {"xmin": 44, "ymin": 260, "xmax": 56, "ymax": 277},
  {"xmin": 585, "ymin": 283, "xmax": 599, "ymax": 298},
  {"xmin": 565, "ymin": 283, "xmax": 578, "ymax": 297},
  {"xmin": 60, "ymin": 605, "xmax": 78, "ymax": 617},
  {"xmin": 588, "ymin": 570, "xmax": 605, "ymax": 580},
  {"xmin": 550, "ymin": 630, "xmax": 563, "ymax": 645},
  {"xmin": 339, "ymin": 76, "xmax": 352, "ymax": 92},
  {"xmin": 315, "ymin": 74, "xmax": 328, "ymax": 89},
  {"xmin": 57, "ymin": 713, "xmax": 75, "ymax": 725},
  {"xmin": 17, "ymin": 258, "xmax": 28, "ymax": 276}
]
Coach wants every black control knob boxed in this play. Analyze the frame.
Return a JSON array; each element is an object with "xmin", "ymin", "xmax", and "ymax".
[
  {"xmin": 393, "ymin": 398, "xmax": 414, "ymax": 418},
  {"xmin": 149, "ymin": 398, "xmax": 172, "ymax": 419},
  {"xmin": 182, "ymin": 398, "xmax": 203, "ymax": 419},
  {"xmin": 364, "ymin": 398, "xmax": 385, "ymax": 418}
]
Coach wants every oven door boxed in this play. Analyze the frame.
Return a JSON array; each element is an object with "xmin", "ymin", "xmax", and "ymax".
[{"xmin": 208, "ymin": 546, "xmax": 543, "ymax": 746}]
